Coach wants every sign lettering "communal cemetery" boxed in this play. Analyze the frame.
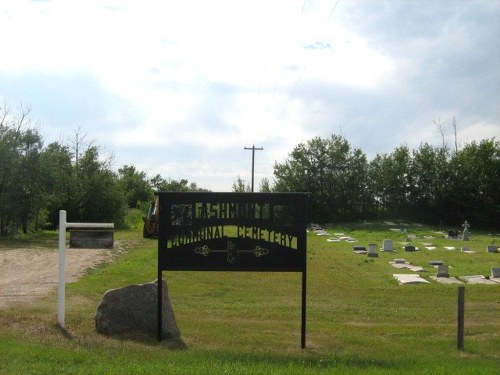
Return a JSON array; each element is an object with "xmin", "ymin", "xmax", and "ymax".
[{"xmin": 156, "ymin": 192, "xmax": 308, "ymax": 347}]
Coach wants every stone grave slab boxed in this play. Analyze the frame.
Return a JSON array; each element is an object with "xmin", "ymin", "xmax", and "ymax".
[
  {"xmin": 404, "ymin": 245, "xmax": 418, "ymax": 252},
  {"xmin": 389, "ymin": 261, "xmax": 423, "ymax": 272},
  {"xmin": 353, "ymin": 245, "xmax": 366, "ymax": 253},
  {"xmin": 390, "ymin": 263, "xmax": 410, "ymax": 269},
  {"xmin": 393, "ymin": 274, "xmax": 430, "ymax": 285},
  {"xmin": 461, "ymin": 246, "xmax": 475, "ymax": 253},
  {"xmin": 444, "ymin": 246, "xmax": 456, "ymax": 250},
  {"xmin": 429, "ymin": 260, "xmax": 444, "ymax": 266},
  {"xmin": 326, "ymin": 238, "xmax": 340, "ymax": 242},
  {"xmin": 429, "ymin": 276, "xmax": 463, "ymax": 284},
  {"xmin": 460, "ymin": 275, "xmax": 497, "ymax": 285}
]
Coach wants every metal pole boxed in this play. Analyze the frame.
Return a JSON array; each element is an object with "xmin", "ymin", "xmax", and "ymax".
[
  {"xmin": 301, "ymin": 270, "xmax": 307, "ymax": 349},
  {"xmin": 457, "ymin": 285, "xmax": 465, "ymax": 350},
  {"xmin": 244, "ymin": 145, "xmax": 263, "ymax": 192}
]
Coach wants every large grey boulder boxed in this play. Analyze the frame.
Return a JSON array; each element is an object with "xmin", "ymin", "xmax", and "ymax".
[{"xmin": 95, "ymin": 280, "xmax": 180, "ymax": 339}]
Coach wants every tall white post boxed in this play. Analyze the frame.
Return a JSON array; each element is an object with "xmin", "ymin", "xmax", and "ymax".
[
  {"xmin": 58, "ymin": 210, "xmax": 67, "ymax": 328},
  {"xmin": 57, "ymin": 210, "xmax": 113, "ymax": 329}
]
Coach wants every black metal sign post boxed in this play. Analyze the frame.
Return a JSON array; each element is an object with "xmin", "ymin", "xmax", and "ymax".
[{"xmin": 157, "ymin": 192, "xmax": 308, "ymax": 348}]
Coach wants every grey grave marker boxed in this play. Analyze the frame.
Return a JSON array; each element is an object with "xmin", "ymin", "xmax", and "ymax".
[
  {"xmin": 487, "ymin": 245, "xmax": 498, "ymax": 253},
  {"xmin": 382, "ymin": 239, "xmax": 394, "ymax": 252},
  {"xmin": 367, "ymin": 243, "xmax": 378, "ymax": 257},
  {"xmin": 437, "ymin": 264, "xmax": 449, "ymax": 278}
]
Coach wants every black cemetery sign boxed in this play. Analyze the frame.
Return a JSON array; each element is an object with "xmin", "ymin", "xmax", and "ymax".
[{"xmin": 157, "ymin": 192, "xmax": 308, "ymax": 348}]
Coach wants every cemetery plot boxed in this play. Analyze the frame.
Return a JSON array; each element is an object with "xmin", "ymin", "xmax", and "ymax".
[{"xmin": 319, "ymin": 222, "xmax": 499, "ymax": 287}]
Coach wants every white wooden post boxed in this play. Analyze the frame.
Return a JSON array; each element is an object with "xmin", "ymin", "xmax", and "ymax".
[
  {"xmin": 57, "ymin": 210, "xmax": 67, "ymax": 328},
  {"xmin": 57, "ymin": 210, "xmax": 114, "ymax": 329}
]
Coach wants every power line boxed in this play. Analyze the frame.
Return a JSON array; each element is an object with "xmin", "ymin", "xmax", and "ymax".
[
  {"xmin": 279, "ymin": 66, "xmax": 306, "ymax": 120},
  {"xmin": 329, "ymin": 0, "xmax": 340, "ymax": 20}
]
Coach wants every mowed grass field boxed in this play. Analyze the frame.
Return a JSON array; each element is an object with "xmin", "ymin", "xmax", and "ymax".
[{"xmin": 1, "ymin": 217, "xmax": 499, "ymax": 374}]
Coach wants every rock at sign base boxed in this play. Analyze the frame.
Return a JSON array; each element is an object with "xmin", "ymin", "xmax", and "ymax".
[{"xmin": 95, "ymin": 280, "xmax": 180, "ymax": 339}]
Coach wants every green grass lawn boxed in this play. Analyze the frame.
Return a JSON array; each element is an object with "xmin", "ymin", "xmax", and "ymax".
[{"xmin": 1, "ymin": 220, "xmax": 499, "ymax": 374}]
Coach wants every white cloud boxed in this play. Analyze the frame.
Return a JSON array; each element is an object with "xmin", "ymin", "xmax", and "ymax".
[{"xmin": 1, "ymin": 0, "xmax": 499, "ymax": 191}]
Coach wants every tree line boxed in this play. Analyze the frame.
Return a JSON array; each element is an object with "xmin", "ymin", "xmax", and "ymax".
[
  {"xmin": 271, "ymin": 134, "xmax": 499, "ymax": 229},
  {"xmin": 2, "ymin": 103, "xmax": 498, "ymax": 235},
  {"xmin": 0, "ymin": 105, "xmax": 204, "ymax": 236}
]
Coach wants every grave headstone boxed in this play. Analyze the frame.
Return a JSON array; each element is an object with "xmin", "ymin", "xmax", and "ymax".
[
  {"xmin": 404, "ymin": 245, "xmax": 416, "ymax": 252},
  {"xmin": 491, "ymin": 267, "xmax": 500, "ymax": 279},
  {"xmin": 437, "ymin": 264, "xmax": 449, "ymax": 278},
  {"xmin": 462, "ymin": 220, "xmax": 470, "ymax": 241},
  {"xmin": 447, "ymin": 230, "xmax": 459, "ymax": 239},
  {"xmin": 487, "ymin": 245, "xmax": 498, "ymax": 253},
  {"xmin": 367, "ymin": 243, "xmax": 378, "ymax": 257},
  {"xmin": 382, "ymin": 239, "xmax": 394, "ymax": 252}
]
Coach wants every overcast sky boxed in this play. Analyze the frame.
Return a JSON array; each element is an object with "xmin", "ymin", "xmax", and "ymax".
[{"xmin": 1, "ymin": 0, "xmax": 499, "ymax": 191}]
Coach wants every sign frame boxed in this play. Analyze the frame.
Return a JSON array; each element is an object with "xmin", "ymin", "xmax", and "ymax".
[{"xmin": 156, "ymin": 192, "xmax": 308, "ymax": 348}]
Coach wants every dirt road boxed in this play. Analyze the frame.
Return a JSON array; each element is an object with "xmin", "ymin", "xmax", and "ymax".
[{"xmin": 0, "ymin": 246, "xmax": 114, "ymax": 308}]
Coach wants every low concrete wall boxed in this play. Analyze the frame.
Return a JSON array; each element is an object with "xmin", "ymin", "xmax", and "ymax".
[{"xmin": 70, "ymin": 230, "xmax": 114, "ymax": 248}]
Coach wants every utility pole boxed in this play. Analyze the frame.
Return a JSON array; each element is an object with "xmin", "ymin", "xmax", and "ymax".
[{"xmin": 244, "ymin": 145, "xmax": 263, "ymax": 192}]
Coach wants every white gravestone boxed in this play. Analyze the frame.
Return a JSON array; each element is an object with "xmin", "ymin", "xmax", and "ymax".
[
  {"xmin": 382, "ymin": 239, "xmax": 394, "ymax": 252},
  {"xmin": 462, "ymin": 221, "xmax": 470, "ymax": 241}
]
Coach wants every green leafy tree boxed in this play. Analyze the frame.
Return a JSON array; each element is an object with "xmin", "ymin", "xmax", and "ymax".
[
  {"xmin": 39, "ymin": 142, "xmax": 76, "ymax": 228},
  {"xmin": 274, "ymin": 134, "xmax": 368, "ymax": 222},
  {"xmin": 72, "ymin": 146, "xmax": 127, "ymax": 226},
  {"xmin": 232, "ymin": 176, "xmax": 251, "ymax": 192},
  {"xmin": 117, "ymin": 165, "xmax": 153, "ymax": 208},
  {"xmin": 407, "ymin": 143, "xmax": 450, "ymax": 223},
  {"xmin": 370, "ymin": 146, "xmax": 412, "ymax": 218},
  {"xmin": 259, "ymin": 177, "xmax": 272, "ymax": 192},
  {"xmin": 13, "ymin": 128, "xmax": 45, "ymax": 233},
  {"xmin": 447, "ymin": 139, "xmax": 500, "ymax": 227},
  {"xmin": 150, "ymin": 175, "xmax": 208, "ymax": 192},
  {"xmin": 0, "ymin": 104, "xmax": 44, "ymax": 234}
]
